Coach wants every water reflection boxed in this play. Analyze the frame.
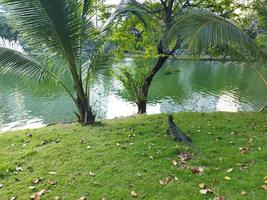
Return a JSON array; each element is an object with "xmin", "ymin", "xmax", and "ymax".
[{"xmin": 0, "ymin": 60, "xmax": 266, "ymax": 132}]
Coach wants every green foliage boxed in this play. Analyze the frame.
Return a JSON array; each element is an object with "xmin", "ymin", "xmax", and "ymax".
[
  {"xmin": 256, "ymin": 0, "xmax": 267, "ymax": 51},
  {"xmin": 113, "ymin": 58, "xmax": 152, "ymax": 104}
]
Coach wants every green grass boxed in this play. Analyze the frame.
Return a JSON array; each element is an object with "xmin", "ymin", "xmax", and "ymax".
[{"xmin": 0, "ymin": 112, "xmax": 266, "ymax": 200}]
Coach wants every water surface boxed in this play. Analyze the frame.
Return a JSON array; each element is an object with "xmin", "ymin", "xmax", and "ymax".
[{"xmin": 0, "ymin": 60, "xmax": 266, "ymax": 132}]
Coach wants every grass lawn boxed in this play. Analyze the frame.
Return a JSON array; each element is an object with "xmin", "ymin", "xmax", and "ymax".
[{"xmin": 0, "ymin": 112, "xmax": 266, "ymax": 200}]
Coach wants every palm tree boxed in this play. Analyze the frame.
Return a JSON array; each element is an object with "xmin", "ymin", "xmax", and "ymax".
[
  {"xmin": 104, "ymin": 0, "xmax": 265, "ymax": 114},
  {"xmin": 0, "ymin": 0, "xmax": 110, "ymax": 125}
]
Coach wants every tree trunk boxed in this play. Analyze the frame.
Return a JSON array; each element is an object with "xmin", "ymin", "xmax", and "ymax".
[
  {"xmin": 76, "ymin": 93, "xmax": 95, "ymax": 125},
  {"xmin": 74, "ymin": 79, "xmax": 95, "ymax": 125},
  {"xmin": 137, "ymin": 100, "xmax": 147, "ymax": 114},
  {"xmin": 137, "ymin": 56, "xmax": 169, "ymax": 114}
]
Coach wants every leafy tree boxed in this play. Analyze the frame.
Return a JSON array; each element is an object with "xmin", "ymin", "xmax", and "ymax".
[
  {"xmin": 105, "ymin": 0, "xmax": 263, "ymax": 114},
  {"xmin": 0, "ymin": 0, "xmax": 110, "ymax": 125}
]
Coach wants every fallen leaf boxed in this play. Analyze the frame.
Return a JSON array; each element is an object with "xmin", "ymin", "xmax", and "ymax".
[
  {"xmin": 86, "ymin": 146, "xmax": 91, "ymax": 149},
  {"xmin": 48, "ymin": 171, "xmax": 56, "ymax": 175},
  {"xmin": 213, "ymin": 196, "xmax": 225, "ymax": 200},
  {"xmin": 30, "ymin": 193, "xmax": 40, "ymax": 200},
  {"xmin": 198, "ymin": 183, "xmax": 205, "ymax": 189},
  {"xmin": 159, "ymin": 176, "xmax": 171, "ymax": 186},
  {"xmin": 116, "ymin": 143, "xmax": 120, "ymax": 146},
  {"xmin": 54, "ymin": 197, "xmax": 60, "ymax": 200},
  {"xmin": 10, "ymin": 197, "xmax": 17, "ymax": 200},
  {"xmin": 29, "ymin": 186, "xmax": 36, "ymax": 190},
  {"xmin": 78, "ymin": 197, "xmax": 86, "ymax": 200},
  {"xmin": 239, "ymin": 147, "xmax": 250, "ymax": 154},
  {"xmin": 15, "ymin": 166, "xmax": 23, "ymax": 172},
  {"xmin": 224, "ymin": 176, "xmax": 231, "ymax": 181},
  {"xmin": 48, "ymin": 179, "xmax": 56, "ymax": 185},
  {"xmin": 101, "ymin": 198, "xmax": 108, "ymax": 200},
  {"xmin": 240, "ymin": 191, "xmax": 247, "ymax": 195},
  {"xmin": 149, "ymin": 156, "xmax": 153, "ymax": 159},
  {"xmin": 0, "ymin": 184, "xmax": 3, "ymax": 188},
  {"xmin": 89, "ymin": 172, "xmax": 96, "ymax": 176},
  {"xmin": 33, "ymin": 177, "xmax": 43, "ymax": 184},
  {"xmin": 130, "ymin": 191, "xmax": 138, "ymax": 198},
  {"xmin": 136, "ymin": 173, "xmax": 141, "ymax": 177},
  {"xmin": 261, "ymin": 185, "xmax": 267, "ymax": 190},
  {"xmin": 179, "ymin": 152, "xmax": 191, "ymax": 162},
  {"xmin": 200, "ymin": 188, "xmax": 213, "ymax": 195},
  {"xmin": 199, "ymin": 189, "xmax": 208, "ymax": 195},
  {"xmin": 172, "ymin": 160, "xmax": 178, "ymax": 166},
  {"xmin": 226, "ymin": 168, "xmax": 233, "ymax": 173},
  {"xmin": 191, "ymin": 167, "xmax": 204, "ymax": 175},
  {"xmin": 93, "ymin": 182, "xmax": 102, "ymax": 187},
  {"xmin": 230, "ymin": 131, "xmax": 237, "ymax": 135}
]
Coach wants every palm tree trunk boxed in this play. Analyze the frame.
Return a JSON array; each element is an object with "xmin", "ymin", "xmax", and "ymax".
[
  {"xmin": 76, "ymin": 93, "xmax": 95, "ymax": 125},
  {"xmin": 75, "ymin": 80, "xmax": 95, "ymax": 125}
]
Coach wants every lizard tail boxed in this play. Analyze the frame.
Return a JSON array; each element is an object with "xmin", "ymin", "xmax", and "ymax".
[{"xmin": 184, "ymin": 141, "xmax": 209, "ymax": 160}]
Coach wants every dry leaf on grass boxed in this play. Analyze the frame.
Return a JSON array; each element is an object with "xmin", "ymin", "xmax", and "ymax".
[
  {"xmin": 89, "ymin": 172, "xmax": 96, "ymax": 176},
  {"xmin": 198, "ymin": 183, "xmax": 205, "ymax": 189},
  {"xmin": 31, "ymin": 189, "xmax": 50, "ymax": 200},
  {"xmin": 240, "ymin": 191, "xmax": 247, "ymax": 195},
  {"xmin": 130, "ymin": 191, "xmax": 138, "ymax": 198},
  {"xmin": 239, "ymin": 147, "xmax": 250, "ymax": 154},
  {"xmin": 226, "ymin": 168, "xmax": 233, "ymax": 173},
  {"xmin": 213, "ymin": 196, "xmax": 225, "ymax": 200},
  {"xmin": 0, "ymin": 184, "xmax": 3, "ymax": 188},
  {"xmin": 179, "ymin": 152, "xmax": 191, "ymax": 162},
  {"xmin": 78, "ymin": 196, "xmax": 86, "ymax": 200},
  {"xmin": 48, "ymin": 171, "xmax": 56, "ymax": 175},
  {"xmin": 93, "ymin": 182, "xmax": 102, "ymax": 187},
  {"xmin": 10, "ymin": 197, "xmax": 17, "ymax": 200},
  {"xmin": 33, "ymin": 177, "xmax": 43, "ymax": 184},
  {"xmin": 191, "ymin": 167, "xmax": 204, "ymax": 175},
  {"xmin": 29, "ymin": 186, "xmax": 36, "ymax": 190},
  {"xmin": 54, "ymin": 196, "xmax": 60, "ymax": 200},
  {"xmin": 261, "ymin": 185, "xmax": 267, "ymax": 190},
  {"xmin": 199, "ymin": 188, "xmax": 213, "ymax": 195},
  {"xmin": 172, "ymin": 160, "xmax": 178, "ymax": 166},
  {"xmin": 159, "ymin": 176, "xmax": 172, "ymax": 186},
  {"xmin": 48, "ymin": 179, "xmax": 56, "ymax": 185},
  {"xmin": 224, "ymin": 176, "xmax": 231, "ymax": 181},
  {"xmin": 15, "ymin": 166, "xmax": 23, "ymax": 172}
]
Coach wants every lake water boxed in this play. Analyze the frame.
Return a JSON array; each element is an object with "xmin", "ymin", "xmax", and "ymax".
[{"xmin": 0, "ymin": 60, "xmax": 266, "ymax": 132}]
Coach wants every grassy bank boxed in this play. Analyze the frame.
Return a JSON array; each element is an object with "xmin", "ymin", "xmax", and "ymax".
[{"xmin": 0, "ymin": 112, "xmax": 266, "ymax": 200}]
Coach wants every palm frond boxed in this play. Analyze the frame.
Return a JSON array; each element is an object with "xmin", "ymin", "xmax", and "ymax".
[
  {"xmin": 0, "ymin": 37, "xmax": 77, "ymax": 103},
  {"xmin": 166, "ymin": 8, "xmax": 266, "ymax": 60},
  {"xmin": 0, "ymin": 37, "xmax": 46, "ymax": 78},
  {"xmin": 1, "ymin": 0, "xmax": 83, "ymax": 68},
  {"xmin": 82, "ymin": 42, "xmax": 112, "ymax": 82},
  {"xmin": 102, "ymin": 0, "xmax": 150, "ymax": 32}
]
